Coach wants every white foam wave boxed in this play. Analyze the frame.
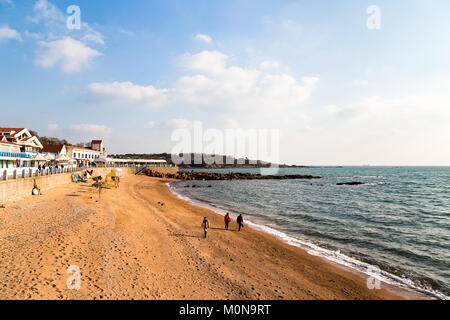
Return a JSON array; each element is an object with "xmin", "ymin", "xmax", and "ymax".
[
  {"xmin": 364, "ymin": 182, "xmax": 387, "ymax": 186},
  {"xmin": 166, "ymin": 182, "xmax": 448, "ymax": 300},
  {"xmin": 333, "ymin": 176, "xmax": 384, "ymax": 179}
]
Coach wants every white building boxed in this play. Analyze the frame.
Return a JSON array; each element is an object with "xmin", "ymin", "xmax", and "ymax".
[
  {"xmin": 66, "ymin": 145, "xmax": 101, "ymax": 167},
  {"xmin": 0, "ymin": 127, "xmax": 43, "ymax": 168},
  {"xmin": 0, "ymin": 140, "xmax": 24, "ymax": 169}
]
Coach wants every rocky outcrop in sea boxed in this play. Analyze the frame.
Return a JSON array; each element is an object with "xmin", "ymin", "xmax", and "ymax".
[{"xmin": 142, "ymin": 169, "xmax": 322, "ymax": 181}]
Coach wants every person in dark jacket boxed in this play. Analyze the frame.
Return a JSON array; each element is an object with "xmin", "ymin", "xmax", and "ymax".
[
  {"xmin": 202, "ymin": 217, "xmax": 210, "ymax": 238},
  {"xmin": 237, "ymin": 214, "xmax": 244, "ymax": 231}
]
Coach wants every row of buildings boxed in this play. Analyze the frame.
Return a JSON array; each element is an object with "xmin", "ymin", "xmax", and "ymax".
[{"xmin": 0, "ymin": 127, "xmax": 166, "ymax": 170}]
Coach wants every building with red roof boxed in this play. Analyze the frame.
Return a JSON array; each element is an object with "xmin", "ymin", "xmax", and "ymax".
[{"xmin": 0, "ymin": 127, "xmax": 43, "ymax": 168}]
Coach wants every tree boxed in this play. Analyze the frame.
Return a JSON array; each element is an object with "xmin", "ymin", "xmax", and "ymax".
[{"xmin": 29, "ymin": 130, "xmax": 39, "ymax": 137}]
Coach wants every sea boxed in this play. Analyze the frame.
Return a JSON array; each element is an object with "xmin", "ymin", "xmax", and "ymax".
[{"xmin": 168, "ymin": 166, "xmax": 450, "ymax": 299}]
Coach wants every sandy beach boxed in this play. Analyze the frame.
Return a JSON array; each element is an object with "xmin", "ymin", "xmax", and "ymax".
[{"xmin": 0, "ymin": 173, "xmax": 416, "ymax": 300}]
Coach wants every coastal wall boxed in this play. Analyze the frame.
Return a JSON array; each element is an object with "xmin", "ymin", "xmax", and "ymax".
[{"xmin": 0, "ymin": 166, "xmax": 178, "ymax": 204}]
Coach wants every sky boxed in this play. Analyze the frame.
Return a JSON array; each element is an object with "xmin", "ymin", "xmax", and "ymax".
[{"xmin": 1, "ymin": 0, "xmax": 449, "ymax": 165}]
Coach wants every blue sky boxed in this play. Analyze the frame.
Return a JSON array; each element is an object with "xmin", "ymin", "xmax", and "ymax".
[{"xmin": 1, "ymin": 0, "xmax": 449, "ymax": 165}]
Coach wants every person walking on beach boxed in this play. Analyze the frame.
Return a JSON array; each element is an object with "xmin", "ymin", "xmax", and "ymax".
[
  {"xmin": 237, "ymin": 214, "xmax": 244, "ymax": 231},
  {"xmin": 202, "ymin": 217, "xmax": 210, "ymax": 238},
  {"xmin": 224, "ymin": 213, "xmax": 231, "ymax": 230}
]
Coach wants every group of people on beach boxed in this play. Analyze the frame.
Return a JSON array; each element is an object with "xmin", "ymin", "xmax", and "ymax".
[
  {"xmin": 201, "ymin": 213, "xmax": 244, "ymax": 238},
  {"xmin": 37, "ymin": 164, "xmax": 64, "ymax": 174}
]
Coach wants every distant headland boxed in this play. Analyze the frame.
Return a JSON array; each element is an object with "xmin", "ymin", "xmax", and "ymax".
[{"xmin": 109, "ymin": 153, "xmax": 311, "ymax": 169}]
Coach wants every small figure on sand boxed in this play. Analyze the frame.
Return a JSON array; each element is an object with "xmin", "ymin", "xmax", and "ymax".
[
  {"xmin": 202, "ymin": 216, "xmax": 210, "ymax": 238},
  {"xmin": 224, "ymin": 212, "xmax": 231, "ymax": 230},
  {"xmin": 237, "ymin": 214, "xmax": 244, "ymax": 231}
]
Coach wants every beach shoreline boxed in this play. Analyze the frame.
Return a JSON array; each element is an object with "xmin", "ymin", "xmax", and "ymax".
[
  {"xmin": 0, "ymin": 173, "xmax": 429, "ymax": 300},
  {"xmin": 166, "ymin": 180, "xmax": 431, "ymax": 300}
]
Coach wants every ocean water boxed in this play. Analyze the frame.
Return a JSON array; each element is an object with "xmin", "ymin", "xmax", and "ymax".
[{"xmin": 169, "ymin": 166, "xmax": 450, "ymax": 299}]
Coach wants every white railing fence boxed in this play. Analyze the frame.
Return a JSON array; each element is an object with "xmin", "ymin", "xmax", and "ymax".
[
  {"xmin": 1, "ymin": 166, "xmax": 80, "ymax": 181},
  {"xmin": 0, "ymin": 163, "xmax": 174, "ymax": 181}
]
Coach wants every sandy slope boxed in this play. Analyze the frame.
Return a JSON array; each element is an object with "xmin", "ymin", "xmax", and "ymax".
[{"xmin": 0, "ymin": 174, "xmax": 406, "ymax": 300}]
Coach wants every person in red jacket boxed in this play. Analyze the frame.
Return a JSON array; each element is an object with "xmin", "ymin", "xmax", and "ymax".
[{"xmin": 224, "ymin": 213, "xmax": 231, "ymax": 230}]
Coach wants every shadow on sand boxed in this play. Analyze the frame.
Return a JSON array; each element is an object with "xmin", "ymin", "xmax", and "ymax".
[
  {"xmin": 170, "ymin": 233, "xmax": 204, "ymax": 239},
  {"xmin": 210, "ymin": 227, "xmax": 237, "ymax": 232}
]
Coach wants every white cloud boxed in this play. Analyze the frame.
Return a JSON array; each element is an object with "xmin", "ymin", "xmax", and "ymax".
[
  {"xmin": 70, "ymin": 124, "xmax": 112, "ymax": 134},
  {"xmin": 180, "ymin": 50, "xmax": 228, "ymax": 75},
  {"xmin": 28, "ymin": 0, "xmax": 104, "ymax": 46},
  {"xmin": 47, "ymin": 123, "xmax": 59, "ymax": 130},
  {"xmin": 145, "ymin": 121, "xmax": 155, "ymax": 128},
  {"xmin": 81, "ymin": 23, "xmax": 105, "ymax": 45},
  {"xmin": 35, "ymin": 37, "xmax": 102, "ymax": 73},
  {"xmin": 262, "ymin": 18, "xmax": 304, "ymax": 36},
  {"xmin": 0, "ymin": 25, "xmax": 22, "ymax": 42},
  {"xmin": 119, "ymin": 29, "xmax": 134, "ymax": 36},
  {"xmin": 26, "ymin": 0, "xmax": 105, "ymax": 72},
  {"xmin": 309, "ymin": 92, "xmax": 450, "ymax": 165},
  {"xmin": 166, "ymin": 118, "xmax": 193, "ymax": 129},
  {"xmin": 24, "ymin": 30, "xmax": 44, "ymax": 39},
  {"xmin": 324, "ymin": 94, "xmax": 450, "ymax": 123},
  {"xmin": 87, "ymin": 50, "xmax": 319, "ymax": 114},
  {"xmin": 175, "ymin": 50, "xmax": 319, "ymax": 111},
  {"xmin": 81, "ymin": 33, "xmax": 104, "ymax": 45},
  {"xmin": 259, "ymin": 60, "xmax": 280, "ymax": 70},
  {"xmin": 87, "ymin": 81, "xmax": 168, "ymax": 107},
  {"xmin": 195, "ymin": 34, "xmax": 212, "ymax": 44},
  {"xmin": 27, "ymin": 0, "xmax": 65, "ymax": 24}
]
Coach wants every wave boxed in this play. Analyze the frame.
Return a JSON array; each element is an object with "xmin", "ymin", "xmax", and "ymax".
[
  {"xmin": 332, "ymin": 176, "xmax": 384, "ymax": 179},
  {"xmin": 364, "ymin": 182, "xmax": 387, "ymax": 186},
  {"xmin": 166, "ymin": 182, "xmax": 449, "ymax": 300}
]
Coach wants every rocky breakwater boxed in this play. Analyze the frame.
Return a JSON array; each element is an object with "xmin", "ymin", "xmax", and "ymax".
[{"xmin": 142, "ymin": 169, "xmax": 322, "ymax": 181}]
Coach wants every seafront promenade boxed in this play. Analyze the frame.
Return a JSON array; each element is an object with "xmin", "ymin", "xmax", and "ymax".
[
  {"xmin": 0, "ymin": 164, "xmax": 178, "ymax": 204},
  {"xmin": 0, "ymin": 162, "xmax": 175, "ymax": 179}
]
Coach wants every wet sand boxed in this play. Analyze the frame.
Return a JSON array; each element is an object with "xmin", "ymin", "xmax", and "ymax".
[{"xmin": 0, "ymin": 173, "xmax": 420, "ymax": 299}]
